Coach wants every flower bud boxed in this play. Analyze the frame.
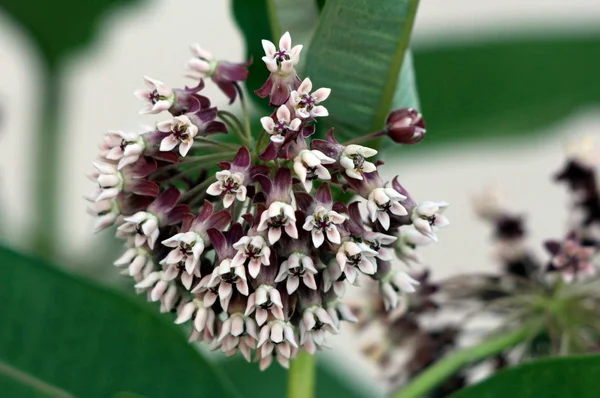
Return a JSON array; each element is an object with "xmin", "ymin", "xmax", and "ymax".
[{"xmin": 385, "ymin": 108, "xmax": 426, "ymax": 144}]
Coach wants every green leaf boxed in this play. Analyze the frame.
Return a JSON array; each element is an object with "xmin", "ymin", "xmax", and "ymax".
[
  {"xmin": 304, "ymin": 0, "xmax": 420, "ymax": 142},
  {"xmin": 392, "ymin": 50, "xmax": 420, "ymax": 111},
  {"xmin": 219, "ymin": 355, "xmax": 380, "ymax": 398},
  {"xmin": 0, "ymin": 0, "xmax": 144, "ymax": 67},
  {"xmin": 413, "ymin": 35, "xmax": 600, "ymax": 147},
  {"xmin": 0, "ymin": 246, "xmax": 233, "ymax": 398},
  {"xmin": 451, "ymin": 355, "xmax": 600, "ymax": 398}
]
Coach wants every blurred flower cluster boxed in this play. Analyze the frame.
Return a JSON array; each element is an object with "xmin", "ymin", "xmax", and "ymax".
[
  {"xmin": 354, "ymin": 138, "xmax": 600, "ymax": 395},
  {"xmin": 86, "ymin": 32, "xmax": 448, "ymax": 369}
]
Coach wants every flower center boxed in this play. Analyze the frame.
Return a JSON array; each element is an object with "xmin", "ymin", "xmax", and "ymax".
[
  {"xmin": 352, "ymin": 155, "xmax": 365, "ymax": 170},
  {"xmin": 178, "ymin": 242, "xmax": 194, "ymax": 256},
  {"xmin": 172, "ymin": 124, "xmax": 190, "ymax": 140},
  {"xmin": 221, "ymin": 270, "xmax": 239, "ymax": 284},
  {"xmin": 273, "ymin": 50, "xmax": 290, "ymax": 64},
  {"xmin": 347, "ymin": 254, "xmax": 362, "ymax": 267},
  {"xmin": 268, "ymin": 214, "xmax": 288, "ymax": 229},
  {"xmin": 149, "ymin": 89, "xmax": 160, "ymax": 104},
  {"xmin": 299, "ymin": 94, "xmax": 315, "ymax": 111},
  {"xmin": 223, "ymin": 178, "xmax": 240, "ymax": 193},
  {"xmin": 275, "ymin": 121, "xmax": 289, "ymax": 136},
  {"xmin": 313, "ymin": 214, "xmax": 331, "ymax": 230}
]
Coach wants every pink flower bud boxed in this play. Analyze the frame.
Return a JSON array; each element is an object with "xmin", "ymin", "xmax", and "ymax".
[{"xmin": 385, "ymin": 108, "xmax": 426, "ymax": 144}]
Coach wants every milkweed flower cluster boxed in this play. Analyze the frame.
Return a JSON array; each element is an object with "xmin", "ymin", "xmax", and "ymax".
[{"xmin": 87, "ymin": 32, "xmax": 449, "ymax": 370}]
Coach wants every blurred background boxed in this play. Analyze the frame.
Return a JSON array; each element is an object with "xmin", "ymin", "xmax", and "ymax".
[{"xmin": 0, "ymin": 0, "xmax": 599, "ymax": 395}]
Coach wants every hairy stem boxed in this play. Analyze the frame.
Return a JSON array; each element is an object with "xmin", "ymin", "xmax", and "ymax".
[
  {"xmin": 394, "ymin": 326, "xmax": 534, "ymax": 398},
  {"xmin": 33, "ymin": 65, "xmax": 60, "ymax": 259},
  {"xmin": 287, "ymin": 351, "xmax": 315, "ymax": 398}
]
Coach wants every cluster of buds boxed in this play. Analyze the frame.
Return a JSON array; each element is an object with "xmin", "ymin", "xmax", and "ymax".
[{"xmin": 87, "ymin": 32, "xmax": 449, "ymax": 370}]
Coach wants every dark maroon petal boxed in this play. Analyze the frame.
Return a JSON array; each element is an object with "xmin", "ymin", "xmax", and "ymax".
[
  {"xmin": 255, "ymin": 76, "xmax": 273, "ymax": 98},
  {"xmin": 195, "ymin": 200, "xmax": 214, "ymax": 223},
  {"xmin": 228, "ymin": 223, "xmax": 245, "ymax": 246},
  {"xmin": 196, "ymin": 107, "xmax": 218, "ymax": 123},
  {"xmin": 391, "ymin": 177, "xmax": 416, "ymax": 208},
  {"xmin": 326, "ymin": 128, "xmax": 338, "ymax": 143},
  {"xmin": 151, "ymin": 151, "xmax": 179, "ymax": 164},
  {"xmin": 217, "ymin": 161, "xmax": 231, "ymax": 170},
  {"xmin": 250, "ymin": 165, "xmax": 271, "ymax": 179},
  {"xmin": 344, "ymin": 201, "xmax": 365, "ymax": 235},
  {"xmin": 119, "ymin": 194, "xmax": 153, "ymax": 215},
  {"xmin": 301, "ymin": 124, "xmax": 316, "ymax": 138},
  {"xmin": 129, "ymin": 156, "xmax": 157, "ymax": 178},
  {"xmin": 150, "ymin": 187, "xmax": 181, "ymax": 213},
  {"xmin": 273, "ymin": 167, "xmax": 292, "ymax": 195},
  {"xmin": 259, "ymin": 141, "xmax": 279, "ymax": 162},
  {"xmin": 332, "ymin": 202, "xmax": 347, "ymax": 214},
  {"xmin": 204, "ymin": 121, "xmax": 228, "ymax": 135},
  {"xmin": 184, "ymin": 79, "xmax": 205, "ymax": 94},
  {"xmin": 241, "ymin": 213, "xmax": 255, "ymax": 226},
  {"xmin": 130, "ymin": 179, "xmax": 159, "ymax": 197},
  {"xmin": 270, "ymin": 80, "xmax": 290, "ymax": 107},
  {"xmin": 215, "ymin": 61, "xmax": 251, "ymax": 82},
  {"xmin": 181, "ymin": 213, "xmax": 195, "ymax": 231},
  {"xmin": 186, "ymin": 95, "xmax": 202, "ymax": 114},
  {"xmin": 232, "ymin": 146, "xmax": 251, "ymax": 170},
  {"xmin": 315, "ymin": 183, "xmax": 333, "ymax": 205},
  {"xmin": 194, "ymin": 94, "xmax": 211, "ymax": 110},
  {"xmin": 310, "ymin": 139, "xmax": 340, "ymax": 160},
  {"xmin": 207, "ymin": 228, "xmax": 227, "ymax": 258},
  {"xmin": 544, "ymin": 240, "xmax": 562, "ymax": 255},
  {"xmin": 206, "ymin": 209, "xmax": 233, "ymax": 231},
  {"xmin": 255, "ymin": 174, "xmax": 272, "ymax": 195},
  {"xmin": 215, "ymin": 81, "xmax": 237, "ymax": 104},
  {"xmin": 294, "ymin": 192, "xmax": 314, "ymax": 211},
  {"xmin": 164, "ymin": 204, "xmax": 190, "ymax": 225}
]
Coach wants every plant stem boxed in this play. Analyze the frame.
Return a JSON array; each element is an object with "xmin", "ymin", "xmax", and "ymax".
[
  {"xmin": 393, "ymin": 326, "xmax": 533, "ymax": 398},
  {"xmin": 287, "ymin": 351, "xmax": 315, "ymax": 398},
  {"xmin": 33, "ymin": 65, "xmax": 61, "ymax": 259},
  {"xmin": 234, "ymin": 83, "xmax": 254, "ymax": 147}
]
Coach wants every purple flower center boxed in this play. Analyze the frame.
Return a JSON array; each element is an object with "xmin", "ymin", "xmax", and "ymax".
[
  {"xmin": 273, "ymin": 50, "xmax": 290, "ymax": 64},
  {"xmin": 314, "ymin": 215, "xmax": 331, "ymax": 231},
  {"xmin": 223, "ymin": 178, "xmax": 240, "ymax": 193},
  {"xmin": 178, "ymin": 242, "xmax": 194, "ymax": 256},
  {"xmin": 149, "ymin": 89, "xmax": 160, "ymax": 104},
  {"xmin": 299, "ymin": 94, "xmax": 315, "ymax": 111},
  {"xmin": 347, "ymin": 254, "xmax": 362, "ymax": 267},
  {"xmin": 275, "ymin": 121, "xmax": 289, "ymax": 136},
  {"xmin": 172, "ymin": 125, "xmax": 190, "ymax": 140}
]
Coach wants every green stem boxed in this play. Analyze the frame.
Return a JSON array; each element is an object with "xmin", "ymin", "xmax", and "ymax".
[
  {"xmin": 234, "ymin": 83, "xmax": 254, "ymax": 147},
  {"xmin": 287, "ymin": 351, "xmax": 315, "ymax": 398},
  {"xmin": 33, "ymin": 65, "xmax": 61, "ymax": 259},
  {"xmin": 394, "ymin": 326, "xmax": 533, "ymax": 398}
]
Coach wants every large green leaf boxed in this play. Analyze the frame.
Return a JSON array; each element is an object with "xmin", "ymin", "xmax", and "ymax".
[
  {"xmin": 0, "ymin": 0, "xmax": 144, "ymax": 67},
  {"xmin": 0, "ymin": 246, "xmax": 232, "ymax": 398},
  {"xmin": 304, "ymin": 0, "xmax": 420, "ymax": 142},
  {"xmin": 414, "ymin": 35, "xmax": 600, "ymax": 148},
  {"xmin": 451, "ymin": 355, "xmax": 600, "ymax": 398}
]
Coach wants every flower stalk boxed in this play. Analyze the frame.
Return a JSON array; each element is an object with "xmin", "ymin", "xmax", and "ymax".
[
  {"xmin": 287, "ymin": 351, "xmax": 315, "ymax": 398},
  {"xmin": 393, "ymin": 325, "xmax": 535, "ymax": 398}
]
